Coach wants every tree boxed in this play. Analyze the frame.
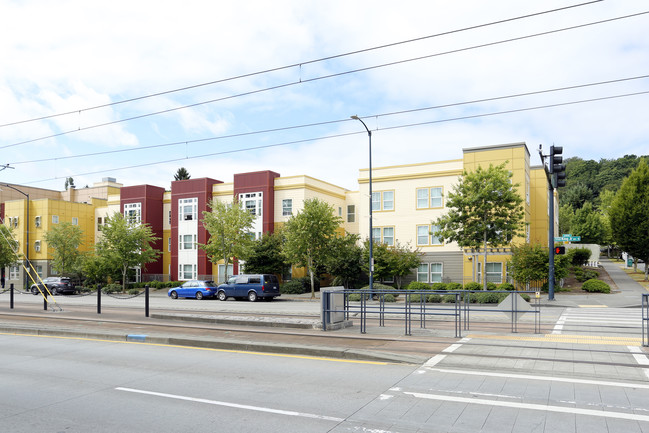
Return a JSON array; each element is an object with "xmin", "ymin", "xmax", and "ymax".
[
  {"xmin": 325, "ymin": 233, "xmax": 363, "ymax": 289},
  {"xmin": 283, "ymin": 198, "xmax": 342, "ymax": 298},
  {"xmin": 0, "ymin": 224, "xmax": 19, "ymax": 286},
  {"xmin": 508, "ymin": 243, "xmax": 570, "ymax": 289},
  {"xmin": 43, "ymin": 222, "xmax": 83, "ymax": 278},
  {"xmin": 609, "ymin": 160, "xmax": 649, "ymax": 278},
  {"xmin": 95, "ymin": 213, "xmax": 161, "ymax": 291},
  {"xmin": 64, "ymin": 177, "xmax": 75, "ymax": 190},
  {"xmin": 558, "ymin": 204, "xmax": 574, "ymax": 236},
  {"xmin": 174, "ymin": 167, "xmax": 191, "ymax": 181},
  {"xmin": 388, "ymin": 242, "xmax": 421, "ymax": 289},
  {"xmin": 200, "ymin": 198, "xmax": 255, "ymax": 282},
  {"xmin": 570, "ymin": 202, "xmax": 607, "ymax": 245},
  {"xmin": 433, "ymin": 162, "xmax": 525, "ymax": 290},
  {"xmin": 242, "ymin": 230, "xmax": 288, "ymax": 276}
]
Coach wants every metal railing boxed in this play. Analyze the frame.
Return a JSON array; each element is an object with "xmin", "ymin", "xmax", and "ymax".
[
  {"xmin": 643, "ymin": 294, "xmax": 648, "ymax": 347},
  {"xmin": 321, "ymin": 289, "xmax": 541, "ymax": 337}
]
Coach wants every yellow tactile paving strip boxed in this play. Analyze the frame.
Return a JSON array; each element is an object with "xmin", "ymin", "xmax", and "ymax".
[{"xmin": 467, "ymin": 334, "xmax": 643, "ymax": 346}]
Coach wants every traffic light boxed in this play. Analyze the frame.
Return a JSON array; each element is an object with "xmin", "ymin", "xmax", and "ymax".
[
  {"xmin": 550, "ymin": 145, "xmax": 566, "ymax": 188},
  {"xmin": 554, "ymin": 246, "xmax": 565, "ymax": 255}
]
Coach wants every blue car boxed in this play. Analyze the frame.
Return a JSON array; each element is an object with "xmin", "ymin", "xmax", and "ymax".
[
  {"xmin": 168, "ymin": 280, "xmax": 218, "ymax": 300},
  {"xmin": 217, "ymin": 274, "xmax": 280, "ymax": 302}
]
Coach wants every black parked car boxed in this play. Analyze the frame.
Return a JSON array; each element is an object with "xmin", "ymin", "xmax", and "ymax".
[{"xmin": 31, "ymin": 277, "xmax": 76, "ymax": 295}]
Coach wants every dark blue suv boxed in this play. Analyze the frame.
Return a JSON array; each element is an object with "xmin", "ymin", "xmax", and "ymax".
[{"xmin": 217, "ymin": 274, "xmax": 280, "ymax": 302}]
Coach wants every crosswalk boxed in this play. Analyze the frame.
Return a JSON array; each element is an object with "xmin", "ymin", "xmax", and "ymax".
[{"xmin": 552, "ymin": 307, "xmax": 643, "ymax": 336}]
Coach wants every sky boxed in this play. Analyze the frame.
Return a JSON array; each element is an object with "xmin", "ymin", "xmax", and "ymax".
[{"xmin": 1, "ymin": 0, "xmax": 648, "ymax": 193}]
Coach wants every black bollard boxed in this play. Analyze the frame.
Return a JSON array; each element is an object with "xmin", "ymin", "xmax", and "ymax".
[
  {"xmin": 44, "ymin": 289, "xmax": 48, "ymax": 311},
  {"xmin": 145, "ymin": 285, "xmax": 149, "ymax": 318},
  {"xmin": 97, "ymin": 284, "xmax": 101, "ymax": 315},
  {"xmin": 10, "ymin": 283, "xmax": 14, "ymax": 309}
]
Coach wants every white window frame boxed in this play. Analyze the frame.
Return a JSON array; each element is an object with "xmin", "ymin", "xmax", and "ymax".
[
  {"xmin": 71, "ymin": 217, "xmax": 79, "ymax": 225},
  {"xmin": 52, "ymin": 215, "xmax": 59, "ymax": 224},
  {"xmin": 430, "ymin": 262, "xmax": 443, "ymax": 283},
  {"xmin": 382, "ymin": 227, "xmax": 394, "ymax": 246},
  {"xmin": 179, "ymin": 198, "xmax": 198, "ymax": 222},
  {"xmin": 282, "ymin": 199, "xmax": 292, "ymax": 216},
  {"xmin": 217, "ymin": 264, "xmax": 234, "ymax": 283},
  {"xmin": 478, "ymin": 262, "xmax": 503, "ymax": 284},
  {"xmin": 34, "ymin": 240, "xmax": 41, "ymax": 252},
  {"xmin": 124, "ymin": 202, "xmax": 142, "ymax": 225},
  {"xmin": 168, "ymin": 237, "xmax": 171, "ymax": 252},
  {"xmin": 179, "ymin": 234, "xmax": 197, "ymax": 250},
  {"xmin": 10, "ymin": 266, "xmax": 20, "ymax": 280},
  {"xmin": 347, "ymin": 205, "xmax": 355, "ymax": 223},
  {"xmin": 430, "ymin": 187, "xmax": 443, "ymax": 208},
  {"xmin": 178, "ymin": 263, "xmax": 197, "ymax": 281},
  {"xmin": 34, "ymin": 216, "xmax": 41, "ymax": 228},
  {"xmin": 417, "ymin": 263, "xmax": 429, "ymax": 282}
]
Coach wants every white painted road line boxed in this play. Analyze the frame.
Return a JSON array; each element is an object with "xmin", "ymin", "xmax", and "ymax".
[
  {"xmin": 404, "ymin": 391, "xmax": 649, "ymax": 422},
  {"xmin": 628, "ymin": 345, "xmax": 649, "ymax": 380},
  {"xmin": 116, "ymin": 387, "xmax": 344, "ymax": 422},
  {"xmin": 425, "ymin": 367, "xmax": 649, "ymax": 389}
]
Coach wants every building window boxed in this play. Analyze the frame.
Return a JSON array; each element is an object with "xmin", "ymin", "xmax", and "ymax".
[
  {"xmin": 9, "ymin": 216, "xmax": 19, "ymax": 228},
  {"xmin": 168, "ymin": 237, "xmax": 171, "ymax": 252},
  {"xmin": 417, "ymin": 264, "xmax": 428, "ymax": 282},
  {"xmin": 10, "ymin": 266, "xmax": 20, "ymax": 280},
  {"xmin": 35, "ymin": 265, "xmax": 43, "ymax": 277},
  {"xmin": 430, "ymin": 263, "xmax": 443, "ymax": 282},
  {"xmin": 478, "ymin": 262, "xmax": 503, "ymax": 284},
  {"xmin": 417, "ymin": 224, "xmax": 442, "ymax": 246},
  {"xmin": 217, "ymin": 264, "xmax": 234, "ymax": 283},
  {"xmin": 282, "ymin": 199, "xmax": 292, "ymax": 216},
  {"xmin": 239, "ymin": 192, "xmax": 262, "ymax": 217},
  {"xmin": 71, "ymin": 217, "xmax": 78, "ymax": 225},
  {"xmin": 372, "ymin": 191, "xmax": 394, "ymax": 211},
  {"xmin": 168, "ymin": 210, "xmax": 172, "ymax": 224},
  {"xmin": 372, "ymin": 227, "xmax": 395, "ymax": 246},
  {"xmin": 417, "ymin": 263, "xmax": 443, "ymax": 283},
  {"xmin": 179, "ymin": 234, "xmax": 196, "ymax": 250},
  {"xmin": 179, "ymin": 264, "xmax": 196, "ymax": 281},
  {"xmin": 52, "ymin": 215, "xmax": 59, "ymax": 224},
  {"xmin": 417, "ymin": 187, "xmax": 443, "ymax": 209},
  {"xmin": 179, "ymin": 198, "xmax": 197, "ymax": 221},
  {"xmin": 34, "ymin": 240, "xmax": 41, "ymax": 252},
  {"xmin": 124, "ymin": 202, "xmax": 142, "ymax": 224},
  {"xmin": 347, "ymin": 205, "xmax": 355, "ymax": 223},
  {"xmin": 34, "ymin": 216, "xmax": 41, "ymax": 228},
  {"xmin": 97, "ymin": 217, "xmax": 103, "ymax": 231}
]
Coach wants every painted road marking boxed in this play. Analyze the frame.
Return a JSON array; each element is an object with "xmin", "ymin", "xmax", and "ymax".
[
  {"xmin": 424, "ymin": 337, "xmax": 471, "ymax": 367},
  {"xmin": 404, "ymin": 391, "xmax": 649, "ymax": 422},
  {"xmin": 425, "ymin": 367, "xmax": 649, "ymax": 389},
  {"xmin": 467, "ymin": 333, "xmax": 642, "ymax": 346},
  {"xmin": 116, "ymin": 387, "xmax": 344, "ymax": 422},
  {"xmin": 628, "ymin": 345, "xmax": 649, "ymax": 380}
]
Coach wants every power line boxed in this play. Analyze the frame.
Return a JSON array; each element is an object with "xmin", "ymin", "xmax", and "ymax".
[
  {"xmin": 0, "ymin": 1, "xmax": 603, "ymax": 129},
  {"xmin": 22, "ymin": 89, "xmax": 649, "ymax": 185},
  {"xmin": 7, "ymin": 73, "xmax": 649, "ymax": 166},
  {"xmin": 3, "ymin": 9, "xmax": 646, "ymax": 151}
]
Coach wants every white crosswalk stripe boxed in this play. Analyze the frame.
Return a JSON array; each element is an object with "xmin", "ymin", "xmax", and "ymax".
[{"xmin": 552, "ymin": 307, "xmax": 643, "ymax": 335}]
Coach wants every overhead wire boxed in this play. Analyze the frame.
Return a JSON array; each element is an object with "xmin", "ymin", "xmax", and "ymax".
[
  {"xmin": 6, "ymin": 73, "xmax": 649, "ymax": 166},
  {"xmin": 22, "ymin": 88, "xmax": 649, "ymax": 185},
  {"xmin": 4, "ymin": 6, "xmax": 643, "ymax": 150},
  {"xmin": 0, "ymin": 0, "xmax": 603, "ymax": 128}
]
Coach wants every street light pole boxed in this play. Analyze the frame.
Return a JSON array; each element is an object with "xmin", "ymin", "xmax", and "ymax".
[
  {"xmin": 1, "ymin": 184, "xmax": 29, "ymax": 289},
  {"xmin": 350, "ymin": 116, "xmax": 373, "ymax": 297}
]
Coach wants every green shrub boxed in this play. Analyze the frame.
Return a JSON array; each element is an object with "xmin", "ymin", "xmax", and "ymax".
[
  {"xmin": 442, "ymin": 294, "xmax": 458, "ymax": 303},
  {"xmin": 464, "ymin": 282, "xmax": 481, "ymax": 291},
  {"xmin": 474, "ymin": 292, "xmax": 508, "ymax": 303},
  {"xmin": 498, "ymin": 282, "xmax": 515, "ymax": 291},
  {"xmin": 574, "ymin": 267, "xmax": 599, "ymax": 282},
  {"xmin": 582, "ymin": 279, "xmax": 610, "ymax": 293},
  {"xmin": 427, "ymin": 294, "xmax": 442, "ymax": 303},
  {"xmin": 445, "ymin": 282, "xmax": 463, "ymax": 291},
  {"xmin": 359, "ymin": 283, "xmax": 395, "ymax": 292},
  {"xmin": 406, "ymin": 281, "xmax": 431, "ymax": 291},
  {"xmin": 280, "ymin": 279, "xmax": 309, "ymax": 294},
  {"xmin": 348, "ymin": 293, "xmax": 370, "ymax": 302},
  {"xmin": 102, "ymin": 284, "xmax": 122, "ymax": 293},
  {"xmin": 409, "ymin": 294, "xmax": 422, "ymax": 303},
  {"xmin": 383, "ymin": 294, "xmax": 396, "ymax": 302},
  {"xmin": 486, "ymin": 282, "xmax": 498, "ymax": 291},
  {"xmin": 570, "ymin": 248, "xmax": 592, "ymax": 266},
  {"xmin": 128, "ymin": 289, "xmax": 140, "ymax": 295},
  {"xmin": 431, "ymin": 283, "xmax": 447, "ymax": 291}
]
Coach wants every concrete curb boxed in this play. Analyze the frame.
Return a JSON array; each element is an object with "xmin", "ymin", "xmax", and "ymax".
[{"xmin": 0, "ymin": 325, "xmax": 425, "ymax": 365}]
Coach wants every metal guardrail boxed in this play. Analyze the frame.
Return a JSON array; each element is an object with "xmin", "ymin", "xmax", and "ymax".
[
  {"xmin": 643, "ymin": 294, "xmax": 648, "ymax": 347},
  {"xmin": 322, "ymin": 289, "xmax": 541, "ymax": 337}
]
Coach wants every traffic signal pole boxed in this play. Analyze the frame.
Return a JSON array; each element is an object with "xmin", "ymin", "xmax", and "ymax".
[{"xmin": 539, "ymin": 145, "xmax": 566, "ymax": 301}]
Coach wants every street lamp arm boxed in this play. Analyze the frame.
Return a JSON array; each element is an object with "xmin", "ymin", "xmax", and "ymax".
[{"xmin": 350, "ymin": 115, "xmax": 371, "ymax": 136}]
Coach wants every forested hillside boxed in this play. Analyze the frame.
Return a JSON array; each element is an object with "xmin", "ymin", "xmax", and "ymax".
[{"xmin": 558, "ymin": 154, "xmax": 649, "ymax": 246}]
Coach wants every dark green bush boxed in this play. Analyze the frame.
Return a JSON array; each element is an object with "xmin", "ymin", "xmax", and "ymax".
[
  {"xmin": 348, "ymin": 293, "xmax": 370, "ymax": 302},
  {"xmin": 473, "ymin": 292, "xmax": 508, "ymax": 303},
  {"xmin": 570, "ymin": 248, "xmax": 592, "ymax": 266},
  {"xmin": 383, "ymin": 294, "xmax": 396, "ymax": 302},
  {"xmin": 582, "ymin": 279, "xmax": 610, "ymax": 293},
  {"xmin": 409, "ymin": 294, "xmax": 422, "ymax": 303},
  {"xmin": 359, "ymin": 283, "xmax": 395, "ymax": 291},
  {"xmin": 406, "ymin": 281, "xmax": 431, "ymax": 291},
  {"xmin": 280, "ymin": 279, "xmax": 309, "ymax": 294},
  {"xmin": 445, "ymin": 282, "xmax": 463, "ymax": 291},
  {"xmin": 442, "ymin": 294, "xmax": 458, "ymax": 303},
  {"xmin": 102, "ymin": 284, "xmax": 122, "ymax": 293},
  {"xmin": 464, "ymin": 282, "xmax": 481, "ymax": 291},
  {"xmin": 427, "ymin": 294, "xmax": 442, "ymax": 303},
  {"xmin": 486, "ymin": 282, "xmax": 498, "ymax": 291},
  {"xmin": 431, "ymin": 283, "xmax": 447, "ymax": 291},
  {"xmin": 574, "ymin": 267, "xmax": 599, "ymax": 282},
  {"xmin": 128, "ymin": 289, "xmax": 140, "ymax": 295},
  {"xmin": 498, "ymin": 282, "xmax": 515, "ymax": 291}
]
